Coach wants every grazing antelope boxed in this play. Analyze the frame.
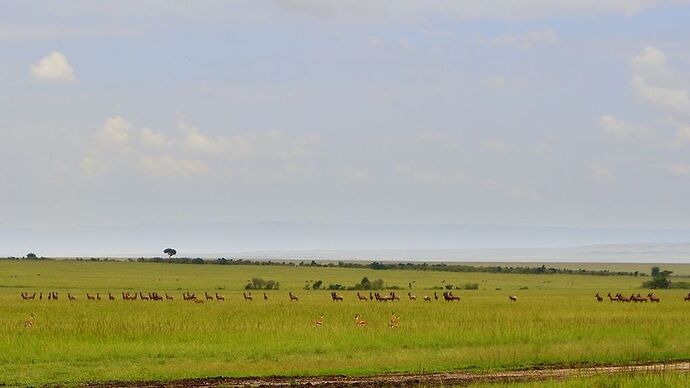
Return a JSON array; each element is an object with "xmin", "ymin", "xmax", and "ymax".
[
  {"xmin": 607, "ymin": 292, "xmax": 616, "ymax": 302},
  {"xmin": 139, "ymin": 292, "xmax": 149, "ymax": 301},
  {"xmin": 443, "ymin": 291, "xmax": 460, "ymax": 301},
  {"xmin": 631, "ymin": 294, "xmax": 648, "ymax": 303},
  {"xmin": 68, "ymin": 293, "xmax": 76, "ymax": 301},
  {"xmin": 24, "ymin": 314, "xmax": 35, "ymax": 328},
  {"xmin": 388, "ymin": 312, "xmax": 400, "ymax": 329},
  {"xmin": 20, "ymin": 293, "xmax": 28, "ymax": 300},
  {"xmin": 390, "ymin": 292, "xmax": 400, "ymax": 301},
  {"xmin": 408, "ymin": 292, "xmax": 417, "ymax": 301},
  {"xmin": 263, "ymin": 292, "xmax": 268, "ymax": 300},
  {"xmin": 595, "ymin": 293, "xmax": 603, "ymax": 302},
  {"xmin": 423, "ymin": 295, "xmax": 432, "ymax": 301},
  {"xmin": 369, "ymin": 292, "xmax": 374, "ymax": 300},
  {"xmin": 509, "ymin": 295, "xmax": 518, "ymax": 302},
  {"xmin": 215, "ymin": 293, "xmax": 225, "ymax": 301},
  {"xmin": 86, "ymin": 293, "xmax": 96, "ymax": 300},
  {"xmin": 205, "ymin": 292, "xmax": 214, "ymax": 301},
  {"xmin": 684, "ymin": 292, "xmax": 690, "ymax": 301},
  {"xmin": 289, "ymin": 292, "xmax": 299, "ymax": 301},
  {"xmin": 331, "ymin": 292, "xmax": 343, "ymax": 301},
  {"xmin": 108, "ymin": 293, "xmax": 115, "ymax": 301},
  {"xmin": 312, "ymin": 314, "xmax": 324, "ymax": 327},
  {"xmin": 243, "ymin": 292, "xmax": 253, "ymax": 301},
  {"xmin": 354, "ymin": 314, "xmax": 367, "ymax": 327},
  {"xmin": 165, "ymin": 293, "xmax": 174, "ymax": 301},
  {"xmin": 647, "ymin": 293, "xmax": 660, "ymax": 303},
  {"xmin": 357, "ymin": 292, "xmax": 368, "ymax": 301}
]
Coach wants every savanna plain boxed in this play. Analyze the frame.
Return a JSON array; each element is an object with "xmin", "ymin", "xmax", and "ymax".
[{"xmin": 1, "ymin": 260, "xmax": 689, "ymax": 386}]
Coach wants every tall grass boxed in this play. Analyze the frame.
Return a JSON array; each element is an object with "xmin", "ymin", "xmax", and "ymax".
[{"xmin": 1, "ymin": 261, "xmax": 689, "ymax": 385}]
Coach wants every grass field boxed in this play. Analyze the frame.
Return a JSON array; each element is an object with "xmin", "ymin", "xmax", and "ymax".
[{"xmin": 1, "ymin": 260, "xmax": 689, "ymax": 385}]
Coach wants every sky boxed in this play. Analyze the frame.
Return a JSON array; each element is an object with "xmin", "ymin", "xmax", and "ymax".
[{"xmin": 3, "ymin": 1, "xmax": 690, "ymax": 237}]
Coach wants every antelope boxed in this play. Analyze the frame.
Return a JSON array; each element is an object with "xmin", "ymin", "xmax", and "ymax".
[
  {"xmin": 434, "ymin": 292, "xmax": 439, "ymax": 301},
  {"xmin": 331, "ymin": 292, "xmax": 343, "ymax": 301},
  {"xmin": 443, "ymin": 291, "xmax": 459, "ymax": 301},
  {"xmin": 108, "ymin": 293, "xmax": 115, "ymax": 301},
  {"xmin": 388, "ymin": 312, "xmax": 399, "ymax": 328},
  {"xmin": 263, "ymin": 293, "xmax": 268, "ymax": 300},
  {"xmin": 369, "ymin": 292, "xmax": 373, "ymax": 300},
  {"xmin": 205, "ymin": 292, "xmax": 214, "ymax": 301},
  {"xmin": 423, "ymin": 295, "xmax": 432, "ymax": 301},
  {"xmin": 390, "ymin": 292, "xmax": 400, "ymax": 301},
  {"xmin": 139, "ymin": 292, "xmax": 149, "ymax": 301},
  {"xmin": 24, "ymin": 314, "xmax": 35, "ymax": 328},
  {"xmin": 96, "ymin": 293, "xmax": 101, "ymax": 301},
  {"xmin": 165, "ymin": 293, "xmax": 174, "ymax": 301},
  {"xmin": 312, "ymin": 314, "xmax": 324, "ymax": 327},
  {"xmin": 408, "ymin": 292, "xmax": 417, "ymax": 301},
  {"xmin": 215, "ymin": 293, "xmax": 225, "ymax": 301},
  {"xmin": 20, "ymin": 293, "xmax": 28, "ymax": 300},
  {"xmin": 631, "ymin": 294, "xmax": 647, "ymax": 303},
  {"xmin": 243, "ymin": 292, "xmax": 253, "ymax": 301},
  {"xmin": 86, "ymin": 293, "xmax": 96, "ymax": 300},
  {"xmin": 357, "ymin": 292, "xmax": 368, "ymax": 301},
  {"xmin": 684, "ymin": 292, "xmax": 690, "ymax": 301},
  {"xmin": 68, "ymin": 293, "xmax": 76, "ymax": 301},
  {"xmin": 354, "ymin": 314, "xmax": 367, "ymax": 327},
  {"xmin": 607, "ymin": 292, "xmax": 616, "ymax": 302},
  {"xmin": 509, "ymin": 295, "xmax": 518, "ymax": 302},
  {"xmin": 39, "ymin": 292, "xmax": 43, "ymax": 300},
  {"xmin": 289, "ymin": 292, "xmax": 299, "ymax": 301},
  {"xmin": 647, "ymin": 293, "xmax": 660, "ymax": 303},
  {"xmin": 595, "ymin": 293, "xmax": 603, "ymax": 302}
]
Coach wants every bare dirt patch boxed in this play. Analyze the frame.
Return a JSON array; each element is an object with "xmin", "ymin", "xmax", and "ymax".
[{"xmin": 82, "ymin": 362, "xmax": 690, "ymax": 387}]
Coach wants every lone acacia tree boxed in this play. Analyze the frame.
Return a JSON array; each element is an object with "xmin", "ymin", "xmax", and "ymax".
[{"xmin": 163, "ymin": 248, "xmax": 177, "ymax": 259}]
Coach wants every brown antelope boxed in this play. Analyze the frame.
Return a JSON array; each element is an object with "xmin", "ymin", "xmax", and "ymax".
[
  {"xmin": 108, "ymin": 293, "xmax": 115, "ymax": 301},
  {"xmin": 263, "ymin": 292, "xmax": 268, "ymax": 300},
  {"xmin": 391, "ymin": 292, "xmax": 400, "ymax": 301},
  {"xmin": 509, "ymin": 295, "xmax": 518, "ymax": 302},
  {"xmin": 684, "ymin": 292, "xmax": 690, "ymax": 301},
  {"xmin": 408, "ymin": 292, "xmax": 417, "ymax": 301},
  {"xmin": 388, "ymin": 312, "xmax": 400, "ymax": 328},
  {"xmin": 595, "ymin": 293, "xmax": 603, "ymax": 302},
  {"xmin": 86, "ymin": 293, "xmax": 96, "ymax": 300},
  {"xmin": 331, "ymin": 292, "xmax": 343, "ymax": 301},
  {"xmin": 165, "ymin": 293, "xmax": 174, "ymax": 301},
  {"xmin": 243, "ymin": 292, "xmax": 253, "ymax": 301},
  {"xmin": 354, "ymin": 314, "xmax": 367, "ymax": 327},
  {"xmin": 369, "ymin": 292, "xmax": 374, "ymax": 300},
  {"xmin": 423, "ymin": 295, "xmax": 432, "ymax": 301},
  {"xmin": 204, "ymin": 292, "xmax": 214, "ymax": 301},
  {"xmin": 139, "ymin": 292, "xmax": 149, "ymax": 301},
  {"xmin": 312, "ymin": 314, "xmax": 324, "ymax": 327},
  {"xmin": 24, "ymin": 314, "xmax": 35, "ymax": 328},
  {"xmin": 39, "ymin": 292, "xmax": 43, "ymax": 300},
  {"xmin": 607, "ymin": 292, "xmax": 615, "ymax": 302},
  {"xmin": 68, "ymin": 293, "xmax": 76, "ymax": 301},
  {"xmin": 647, "ymin": 293, "xmax": 660, "ymax": 303},
  {"xmin": 434, "ymin": 292, "xmax": 439, "ymax": 301},
  {"xmin": 96, "ymin": 293, "xmax": 101, "ymax": 300},
  {"xmin": 215, "ymin": 293, "xmax": 225, "ymax": 301},
  {"xmin": 289, "ymin": 292, "xmax": 299, "ymax": 301},
  {"xmin": 357, "ymin": 292, "xmax": 368, "ymax": 301},
  {"xmin": 631, "ymin": 294, "xmax": 648, "ymax": 303},
  {"xmin": 444, "ymin": 291, "xmax": 460, "ymax": 301}
]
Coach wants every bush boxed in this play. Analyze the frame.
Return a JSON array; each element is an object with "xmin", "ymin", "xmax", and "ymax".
[
  {"xmin": 463, "ymin": 283, "xmax": 479, "ymax": 290},
  {"xmin": 245, "ymin": 278, "xmax": 280, "ymax": 290},
  {"xmin": 669, "ymin": 282, "xmax": 690, "ymax": 289},
  {"xmin": 312, "ymin": 280, "xmax": 323, "ymax": 290}
]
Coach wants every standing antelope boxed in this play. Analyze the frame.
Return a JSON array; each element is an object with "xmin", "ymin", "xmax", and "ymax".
[
  {"xmin": 312, "ymin": 314, "xmax": 324, "ymax": 327},
  {"xmin": 509, "ymin": 295, "xmax": 518, "ymax": 302},
  {"xmin": 595, "ymin": 293, "xmax": 603, "ymax": 302},
  {"xmin": 39, "ymin": 292, "xmax": 43, "ymax": 300},
  {"xmin": 68, "ymin": 293, "xmax": 76, "ymax": 301},
  {"xmin": 24, "ymin": 314, "xmax": 35, "ymax": 328},
  {"xmin": 165, "ymin": 293, "xmax": 174, "ymax": 300},
  {"xmin": 86, "ymin": 293, "xmax": 96, "ymax": 300},
  {"xmin": 139, "ymin": 292, "xmax": 149, "ymax": 301},
  {"xmin": 388, "ymin": 312, "xmax": 399, "ymax": 328},
  {"xmin": 205, "ymin": 292, "xmax": 214, "ymax": 301},
  {"xmin": 357, "ymin": 292, "xmax": 368, "ymax": 301},
  {"xmin": 289, "ymin": 292, "xmax": 299, "ymax": 301},
  {"xmin": 215, "ymin": 293, "xmax": 225, "ymax": 301},
  {"xmin": 607, "ymin": 292, "xmax": 615, "ymax": 302},
  {"xmin": 684, "ymin": 292, "xmax": 690, "ymax": 301},
  {"xmin": 331, "ymin": 292, "xmax": 343, "ymax": 301},
  {"xmin": 423, "ymin": 295, "xmax": 432, "ymax": 301},
  {"xmin": 434, "ymin": 292, "xmax": 439, "ymax": 301},
  {"xmin": 96, "ymin": 293, "xmax": 101, "ymax": 300},
  {"xmin": 354, "ymin": 314, "xmax": 367, "ymax": 327},
  {"xmin": 263, "ymin": 292, "xmax": 268, "ymax": 300},
  {"xmin": 243, "ymin": 292, "xmax": 253, "ymax": 301},
  {"xmin": 408, "ymin": 292, "xmax": 417, "ymax": 301},
  {"xmin": 647, "ymin": 293, "xmax": 660, "ymax": 303},
  {"xmin": 108, "ymin": 293, "xmax": 115, "ymax": 301}
]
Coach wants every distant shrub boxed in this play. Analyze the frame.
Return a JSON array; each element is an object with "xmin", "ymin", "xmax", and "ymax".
[
  {"xmin": 327, "ymin": 283, "xmax": 345, "ymax": 290},
  {"xmin": 463, "ymin": 283, "xmax": 479, "ymax": 290},
  {"xmin": 312, "ymin": 280, "xmax": 323, "ymax": 289},
  {"xmin": 669, "ymin": 282, "xmax": 690, "ymax": 289},
  {"xmin": 519, "ymin": 286, "xmax": 529, "ymax": 290},
  {"xmin": 245, "ymin": 278, "xmax": 280, "ymax": 290}
]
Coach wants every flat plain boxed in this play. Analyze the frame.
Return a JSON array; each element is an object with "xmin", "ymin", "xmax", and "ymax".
[{"xmin": 1, "ymin": 260, "xmax": 689, "ymax": 386}]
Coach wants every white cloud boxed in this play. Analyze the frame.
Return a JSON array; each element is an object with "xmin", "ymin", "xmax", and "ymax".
[
  {"xmin": 630, "ymin": 46, "xmax": 690, "ymax": 115},
  {"xmin": 599, "ymin": 115, "xmax": 655, "ymax": 140},
  {"xmin": 99, "ymin": 116, "xmax": 134, "ymax": 154},
  {"xmin": 672, "ymin": 126, "xmax": 690, "ymax": 147},
  {"xmin": 139, "ymin": 127, "xmax": 168, "ymax": 148},
  {"xmin": 483, "ymin": 139, "xmax": 506, "ymax": 151},
  {"xmin": 669, "ymin": 163, "xmax": 690, "ymax": 177},
  {"xmin": 30, "ymin": 51, "xmax": 77, "ymax": 82},
  {"xmin": 489, "ymin": 28, "xmax": 557, "ymax": 48},
  {"xmin": 139, "ymin": 155, "xmax": 208, "ymax": 178}
]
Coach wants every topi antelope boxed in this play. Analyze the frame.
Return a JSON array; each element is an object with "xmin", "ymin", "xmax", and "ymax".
[
  {"xmin": 204, "ymin": 292, "xmax": 214, "ymax": 301},
  {"xmin": 684, "ymin": 292, "xmax": 690, "ymax": 301},
  {"xmin": 357, "ymin": 292, "xmax": 368, "ymax": 301},
  {"xmin": 331, "ymin": 292, "xmax": 343, "ymax": 301},
  {"xmin": 408, "ymin": 292, "xmax": 417, "ymax": 301},
  {"xmin": 263, "ymin": 292, "xmax": 268, "ymax": 300},
  {"xmin": 443, "ymin": 291, "xmax": 459, "ymax": 301},
  {"xmin": 243, "ymin": 292, "xmax": 253, "ymax": 301},
  {"xmin": 647, "ymin": 293, "xmax": 660, "ymax": 303},
  {"xmin": 509, "ymin": 295, "xmax": 518, "ymax": 302},
  {"xmin": 289, "ymin": 292, "xmax": 299, "ymax": 301},
  {"xmin": 215, "ymin": 293, "xmax": 225, "ymax": 301},
  {"xmin": 354, "ymin": 314, "xmax": 367, "ymax": 327},
  {"xmin": 595, "ymin": 293, "xmax": 603, "ymax": 302}
]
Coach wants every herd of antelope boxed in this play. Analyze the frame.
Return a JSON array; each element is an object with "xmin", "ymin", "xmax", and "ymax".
[{"xmin": 596, "ymin": 292, "xmax": 667, "ymax": 303}]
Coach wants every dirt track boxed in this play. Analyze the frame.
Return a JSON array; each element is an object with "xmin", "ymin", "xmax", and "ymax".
[{"xmin": 86, "ymin": 362, "xmax": 690, "ymax": 387}]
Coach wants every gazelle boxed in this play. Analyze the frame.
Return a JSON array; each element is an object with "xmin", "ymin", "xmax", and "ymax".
[
  {"xmin": 312, "ymin": 314, "xmax": 324, "ymax": 327},
  {"xmin": 607, "ymin": 292, "xmax": 616, "ymax": 302},
  {"xmin": 388, "ymin": 312, "xmax": 399, "ymax": 328},
  {"xmin": 24, "ymin": 314, "xmax": 35, "ymax": 328},
  {"xmin": 243, "ymin": 292, "xmax": 253, "ymax": 301},
  {"xmin": 509, "ymin": 295, "xmax": 518, "ymax": 302},
  {"xmin": 39, "ymin": 292, "xmax": 43, "ymax": 300},
  {"xmin": 408, "ymin": 292, "xmax": 417, "ymax": 301},
  {"xmin": 289, "ymin": 292, "xmax": 299, "ymax": 301},
  {"xmin": 354, "ymin": 314, "xmax": 367, "ymax": 327},
  {"xmin": 215, "ymin": 293, "xmax": 225, "ymax": 301},
  {"xmin": 139, "ymin": 292, "xmax": 149, "ymax": 301}
]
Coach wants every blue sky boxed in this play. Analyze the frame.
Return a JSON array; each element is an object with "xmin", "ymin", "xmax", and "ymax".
[{"xmin": 2, "ymin": 1, "xmax": 690, "ymax": 232}]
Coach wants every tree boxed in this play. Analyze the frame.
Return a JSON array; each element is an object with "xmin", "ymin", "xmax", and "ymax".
[
  {"xmin": 26, "ymin": 252, "xmax": 37, "ymax": 260},
  {"xmin": 163, "ymin": 248, "xmax": 177, "ymax": 259},
  {"xmin": 643, "ymin": 266, "xmax": 673, "ymax": 289}
]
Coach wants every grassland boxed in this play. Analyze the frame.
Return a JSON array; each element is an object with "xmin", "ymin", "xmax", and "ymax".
[{"xmin": 1, "ymin": 260, "xmax": 689, "ymax": 385}]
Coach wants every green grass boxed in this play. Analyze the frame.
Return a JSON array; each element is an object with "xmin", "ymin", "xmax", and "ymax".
[
  {"xmin": 1, "ymin": 261, "xmax": 689, "ymax": 385},
  {"xmin": 478, "ymin": 372, "xmax": 690, "ymax": 387}
]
